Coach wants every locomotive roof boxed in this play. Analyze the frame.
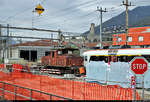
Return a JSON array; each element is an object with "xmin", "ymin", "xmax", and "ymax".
[{"xmin": 52, "ymin": 47, "xmax": 79, "ymax": 51}]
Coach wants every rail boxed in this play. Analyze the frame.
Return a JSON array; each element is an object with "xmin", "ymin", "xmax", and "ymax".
[{"xmin": 0, "ymin": 81, "xmax": 72, "ymax": 100}]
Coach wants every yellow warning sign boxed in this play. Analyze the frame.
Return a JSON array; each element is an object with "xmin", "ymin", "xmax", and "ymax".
[{"xmin": 35, "ymin": 4, "xmax": 44, "ymax": 15}]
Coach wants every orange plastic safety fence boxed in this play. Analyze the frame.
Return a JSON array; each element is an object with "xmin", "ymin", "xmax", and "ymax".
[
  {"xmin": 0, "ymin": 66, "xmax": 142, "ymax": 100},
  {"xmin": 0, "ymin": 64, "xmax": 5, "ymax": 69}
]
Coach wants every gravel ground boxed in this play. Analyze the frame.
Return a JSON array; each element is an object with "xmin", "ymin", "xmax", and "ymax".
[{"xmin": 137, "ymin": 89, "xmax": 150, "ymax": 100}]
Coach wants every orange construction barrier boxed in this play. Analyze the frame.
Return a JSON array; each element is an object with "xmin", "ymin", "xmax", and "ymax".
[
  {"xmin": 0, "ymin": 69, "xmax": 141, "ymax": 100},
  {"xmin": 0, "ymin": 64, "xmax": 5, "ymax": 69},
  {"xmin": 79, "ymin": 67, "xmax": 85, "ymax": 74}
]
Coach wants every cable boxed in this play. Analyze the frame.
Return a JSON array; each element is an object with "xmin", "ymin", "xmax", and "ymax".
[
  {"xmin": 34, "ymin": 0, "xmax": 97, "ymax": 24},
  {"xmin": 36, "ymin": 3, "xmax": 124, "ymax": 28},
  {"xmin": 37, "ymin": 10, "xmax": 97, "ymax": 28},
  {"xmin": 2, "ymin": 0, "xmax": 48, "ymax": 23},
  {"xmin": 36, "ymin": 6, "xmax": 124, "ymax": 32}
]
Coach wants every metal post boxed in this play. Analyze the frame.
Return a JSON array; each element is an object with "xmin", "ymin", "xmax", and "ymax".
[
  {"xmin": 106, "ymin": 65, "xmax": 108, "ymax": 84},
  {"xmin": 133, "ymin": 75, "xmax": 136, "ymax": 101},
  {"xmin": 0, "ymin": 24, "xmax": 5, "ymax": 63},
  {"xmin": 97, "ymin": 7, "xmax": 107, "ymax": 49},
  {"xmin": 7, "ymin": 24, "xmax": 9, "ymax": 59},
  {"xmin": 10, "ymin": 33, "xmax": 12, "ymax": 58},
  {"xmin": 2, "ymin": 83, "xmax": 5, "ymax": 98},
  {"xmin": 30, "ymin": 89, "xmax": 32, "ymax": 100},
  {"xmin": 122, "ymin": 0, "xmax": 134, "ymax": 45},
  {"xmin": 83, "ymin": 78, "xmax": 85, "ymax": 100},
  {"xmin": 0, "ymin": 24, "xmax": 1, "ymax": 58},
  {"xmin": 29, "ymin": 51, "xmax": 31, "ymax": 62},
  {"xmin": 2, "ymin": 40, "xmax": 5, "ymax": 63},
  {"xmin": 125, "ymin": 0, "xmax": 129, "ymax": 45},
  {"xmin": 14, "ymin": 86, "xmax": 17, "ymax": 100},
  {"xmin": 100, "ymin": 9, "xmax": 102, "ymax": 48},
  {"xmin": 142, "ymin": 75, "xmax": 144, "ymax": 100},
  {"xmin": 50, "ymin": 95, "xmax": 52, "ymax": 100},
  {"xmin": 72, "ymin": 80, "xmax": 74, "ymax": 99}
]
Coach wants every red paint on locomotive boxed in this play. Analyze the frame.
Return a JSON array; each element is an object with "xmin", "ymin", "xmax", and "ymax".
[{"xmin": 41, "ymin": 48, "xmax": 83, "ymax": 67}]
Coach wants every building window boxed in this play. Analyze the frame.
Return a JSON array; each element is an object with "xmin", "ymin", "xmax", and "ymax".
[
  {"xmin": 118, "ymin": 37, "xmax": 122, "ymax": 42},
  {"xmin": 128, "ymin": 37, "xmax": 132, "ymax": 42},
  {"xmin": 138, "ymin": 36, "xmax": 143, "ymax": 42}
]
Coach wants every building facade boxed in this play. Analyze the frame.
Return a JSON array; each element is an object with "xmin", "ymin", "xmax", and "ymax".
[{"xmin": 113, "ymin": 26, "xmax": 150, "ymax": 47}]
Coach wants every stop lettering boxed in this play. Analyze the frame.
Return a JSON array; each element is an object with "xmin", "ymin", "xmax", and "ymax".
[
  {"xmin": 133, "ymin": 64, "xmax": 146, "ymax": 69},
  {"xmin": 130, "ymin": 57, "xmax": 148, "ymax": 74}
]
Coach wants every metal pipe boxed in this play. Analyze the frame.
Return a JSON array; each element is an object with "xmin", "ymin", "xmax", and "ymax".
[
  {"xmin": 2, "ymin": 83, "xmax": 5, "ymax": 98},
  {"xmin": 142, "ymin": 75, "xmax": 144, "ymax": 100},
  {"xmin": 0, "ymin": 81, "xmax": 73, "ymax": 100},
  {"xmin": 14, "ymin": 86, "xmax": 17, "ymax": 100},
  {"xmin": 50, "ymin": 95, "xmax": 52, "ymax": 100},
  {"xmin": 0, "ymin": 35, "xmax": 59, "ymax": 40},
  {"xmin": 30, "ymin": 89, "xmax": 33, "ymax": 100},
  {"xmin": 1, "ymin": 26, "xmax": 60, "ymax": 33}
]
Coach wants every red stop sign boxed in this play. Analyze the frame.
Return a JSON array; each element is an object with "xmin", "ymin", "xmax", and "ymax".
[{"xmin": 130, "ymin": 57, "xmax": 148, "ymax": 74}]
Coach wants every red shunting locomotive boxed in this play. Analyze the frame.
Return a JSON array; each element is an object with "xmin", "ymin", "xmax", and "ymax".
[{"xmin": 41, "ymin": 47, "xmax": 85, "ymax": 76}]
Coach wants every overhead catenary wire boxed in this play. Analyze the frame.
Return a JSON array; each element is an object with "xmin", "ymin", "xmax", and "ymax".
[
  {"xmin": 2, "ymin": 0, "xmax": 48, "ymax": 23},
  {"xmin": 34, "ymin": 0, "xmax": 98, "ymax": 24},
  {"xmin": 37, "ymin": 10, "xmax": 97, "ymax": 28},
  {"xmin": 3, "ymin": 0, "xmax": 149, "ymax": 36},
  {"xmin": 36, "ymin": 2, "xmax": 124, "ymax": 29},
  {"xmin": 4, "ymin": 0, "xmax": 97, "ymax": 29}
]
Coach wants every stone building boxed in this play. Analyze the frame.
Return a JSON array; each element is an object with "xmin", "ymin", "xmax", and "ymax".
[
  {"xmin": 87, "ymin": 23, "xmax": 100, "ymax": 43},
  {"xmin": 87, "ymin": 23, "xmax": 113, "ymax": 44}
]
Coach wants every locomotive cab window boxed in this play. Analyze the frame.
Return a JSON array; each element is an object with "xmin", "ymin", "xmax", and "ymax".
[
  {"xmin": 84, "ymin": 56, "xmax": 87, "ymax": 61},
  {"xmin": 58, "ymin": 51, "xmax": 62, "ymax": 55},
  {"xmin": 52, "ymin": 52, "xmax": 55, "ymax": 58},
  {"xmin": 45, "ymin": 51, "xmax": 50, "ymax": 56},
  {"xmin": 68, "ymin": 50, "xmax": 73, "ymax": 54}
]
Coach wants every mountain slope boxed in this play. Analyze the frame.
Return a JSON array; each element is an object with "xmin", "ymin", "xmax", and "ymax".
[{"xmin": 84, "ymin": 5, "xmax": 150, "ymax": 35}]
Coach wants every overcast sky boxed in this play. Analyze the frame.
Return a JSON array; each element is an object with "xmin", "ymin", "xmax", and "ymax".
[{"xmin": 0, "ymin": 0, "xmax": 149, "ymax": 35}]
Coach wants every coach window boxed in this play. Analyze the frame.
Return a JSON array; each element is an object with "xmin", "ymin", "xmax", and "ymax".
[
  {"xmin": 143, "ymin": 55, "xmax": 150, "ymax": 62},
  {"xmin": 118, "ymin": 56, "xmax": 127, "ymax": 62},
  {"xmin": 90, "ymin": 56, "xmax": 96, "ymax": 61},
  {"xmin": 99, "ymin": 56, "xmax": 105, "ymax": 61},
  {"xmin": 138, "ymin": 36, "xmax": 143, "ymax": 42},
  {"xmin": 126, "ymin": 56, "xmax": 135, "ymax": 62},
  {"xmin": 90, "ymin": 56, "xmax": 105, "ymax": 62},
  {"xmin": 104, "ymin": 56, "xmax": 108, "ymax": 63},
  {"xmin": 113, "ymin": 56, "xmax": 117, "ymax": 62}
]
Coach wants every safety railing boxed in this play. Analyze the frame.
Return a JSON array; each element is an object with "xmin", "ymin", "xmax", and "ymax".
[{"xmin": 0, "ymin": 81, "xmax": 72, "ymax": 100}]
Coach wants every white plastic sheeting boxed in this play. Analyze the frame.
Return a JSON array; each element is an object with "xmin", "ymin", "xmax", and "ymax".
[
  {"xmin": 108, "ymin": 62, "xmax": 133, "ymax": 88},
  {"xmin": 144, "ymin": 67, "xmax": 150, "ymax": 88},
  {"xmin": 86, "ymin": 61, "xmax": 107, "ymax": 84},
  {"xmin": 86, "ymin": 61, "xmax": 150, "ymax": 88},
  {"xmin": 131, "ymin": 64, "xmax": 150, "ymax": 88}
]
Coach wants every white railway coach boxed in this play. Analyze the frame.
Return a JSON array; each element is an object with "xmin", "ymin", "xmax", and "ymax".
[
  {"xmin": 83, "ymin": 48, "xmax": 150, "ymax": 88},
  {"xmin": 83, "ymin": 48, "xmax": 150, "ymax": 66}
]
